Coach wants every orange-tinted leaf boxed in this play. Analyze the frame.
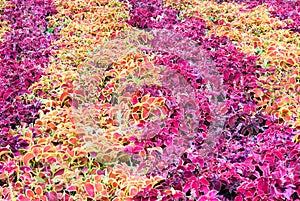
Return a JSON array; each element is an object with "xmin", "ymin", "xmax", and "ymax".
[
  {"xmin": 59, "ymin": 92, "xmax": 71, "ymax": 103},
  {"xmin": 277, "ymin": 100, "xmax": 285, "ymax": 107},
  {"xmin": 139, "ymin": 150, "xmax": 146, "ymax": 158},
  {"xmin": 68, "ymin": 137, "xmax": 78, "ymax": 145},
  {"xmin": 253, "ymin": 88, "xmax": 263, "ymax": 97},
  {"xmin": 84, "ymin": 183, "xmax": 95, "ymax": 198},
  {"xmin": 108, "ymin": 178, "xmax": 119, "ymax": 188},
  {"xmin": 100, "ymin": 190, "xmax": 109, "ymax": 197},
  {"xmin": 141, "ymin": 94, "xmax": 149, "ymax": 103},
  {"xmin": 25, "ymin": 130, "xmax": 33, "ymax": 138},
  {"xmin": 268, "ymin": 51, "xmax": 278, "ymax": 57},
  {"xmin": 23, "ymin": 152, "xmax": 34, "ymax": 166},
  {"xmin": 253, "ymin": 37, "xmax": 260, "ymax": 42},
  {"xmin": 35, "ymin": 186, "xmax": 43, "ymax": 196},
  {"xmin": 283, "ymin": 115, "xmax": 291, "ymax": 122},
  {"xmin": 37, "ymin": 138, "xmax": 47, "ymax": 145},
  {"xmin": 95, "ymin": 183, "xmax": 104, "ymax": 191},
  {"xmin": 132, "ymin": 106, "xmax": 140, "ymax": 113},
  {"xmin": 280, "ymin": 108, "xmax": 292, "ymax": 122},
  {"xmin": 265, "ymin": 105, "xmax": 272, "ymax": 114},
  {"xmin": 155, "ymin": 97, "xmax": 165, "ymax": 105},
  {"xmin": 26, "ymin": 189, "xmax": 35, "ymax": 198},
  {"xmin": 48, "ymin": 122, "xmax": 57, "ymax": 130},
  {"xmin": 43, "ymin": 145, "xmax": 56, "ymax": 153},
  {"xmin": 294, "ymin": 120, "xmax": 300, "ymax": 129}
]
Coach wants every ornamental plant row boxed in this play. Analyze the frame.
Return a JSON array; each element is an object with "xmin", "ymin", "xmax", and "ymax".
[
  {"xmin": 0, "ymin": 0, "xmax": 299, "ymax": 200},
  {"xmin": 0, "ymin": 0, "xmax": 58, "ymax": 151}
]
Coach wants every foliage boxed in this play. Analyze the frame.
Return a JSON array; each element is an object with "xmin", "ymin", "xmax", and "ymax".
[{"xmin": 0, "ymin": 0, "xmax": 299, "ymax": 200}]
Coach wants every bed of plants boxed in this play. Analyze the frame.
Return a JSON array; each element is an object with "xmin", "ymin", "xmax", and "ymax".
[{"xmin": 0, "ymin": 0, "xmax": 299, "ymax": 200}]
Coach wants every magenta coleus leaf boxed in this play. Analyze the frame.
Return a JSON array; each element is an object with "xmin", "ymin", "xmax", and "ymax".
[
  {"xmin": 0, "ymin": 0, "xmax": 59, "ymax": 152},
  {"xmin": 84, "ymin": 183, "xmax": 95, "ymax": 198}
]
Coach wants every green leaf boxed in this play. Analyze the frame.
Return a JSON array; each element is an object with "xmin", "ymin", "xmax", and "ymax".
[
  {"xmin": 263, "ymin": 58, "xmax": 269, "ymax": 67},
  {"xmin": 47, "ymin": 27, "xmax": 54, "ymax": 33},
  {"xmin": 255, "ymin": 47, "xmax": 263, "ymax": 55},
  {"xmin": 208, "ymin": 16, "xmax": 215, "ymax": 21},
  {"xmin": 35, "ymin": 176, "xmax": 45, "ymax": 183}
]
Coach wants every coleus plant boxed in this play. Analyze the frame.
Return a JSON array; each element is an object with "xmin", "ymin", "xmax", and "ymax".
[
  {"xmin": 1, "ymin": 0, "xmax": 299, "ymax": 200},
  {"xmin": 0, "ymin": 0, "xmax": 59, "ymax": 152},
  {"xmin": 215, "ymin": 0, "xmax": 300, "ymax": 32},
  {"xmin": 122, "ymin": 0, "xmax": 300, "ymax": 200},
  {"xmin": 72, "ymin": 25, "xmax": 228, "ymax": 175}
]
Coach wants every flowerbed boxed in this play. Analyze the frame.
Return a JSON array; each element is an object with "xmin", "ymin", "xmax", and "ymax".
[{"xmin": 0, "ymin": 0, "xmax": 299, "ymax": 200}]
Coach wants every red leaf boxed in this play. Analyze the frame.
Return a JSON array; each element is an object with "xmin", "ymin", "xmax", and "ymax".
[
  {"xmin": 286, "ymin": 58, "xmax": 296, "ymax": 66},
  {"xmin": 289, "ymin": 150, "xmax": 299, "ymax": 159},
  {"xmin": 267, "ymin": 46, "xmax": 276, "ymax": 51},
  {"xmin": 18, "ymin": 195, "xmax": 31, "ymax": 201},
  {"xmin": 132, "ymin": 95, "xmax": 138, "ymax": 105},
  {"xmin": 234, "ymin": 195, "xmax": 243, "ymax": 201},
  {"xmin": 84, "ymin": 183, "xmax": 95, "ymax": 198},
  {"xmin": 289, "ymin": 76, "xmax": 296, "ymax": 84},
  {"xmin": 142, "ymin": 107, "xmax": 150, "ymax": 119},
  {"xmin": 273, "ymin": 150, "xmax": 283, "ymax": 160},
  {"xmin": 54, "ymin": 169, "xmax": 65, "ymax": 177},
  {"xmin": 132, "ymin": 113, "xmax": 139, "ymax": 121},
  {"xmin": 147, "ymin": 97, "xmax": 156, "ymax": 104},
  {"xmin": 199, "ymin": 177, "xmax": 209, "ymax": 186},
  {"xmin": 245, "ymin": 190, "xmax": 254, "ymax": 197},
  {"xmin": 257, "ymin": 178, "xmax": 269, "ymax": 194},
  {"xmin": 66, "ymin": 186, "xmax": 77, "ymax": 191}
]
